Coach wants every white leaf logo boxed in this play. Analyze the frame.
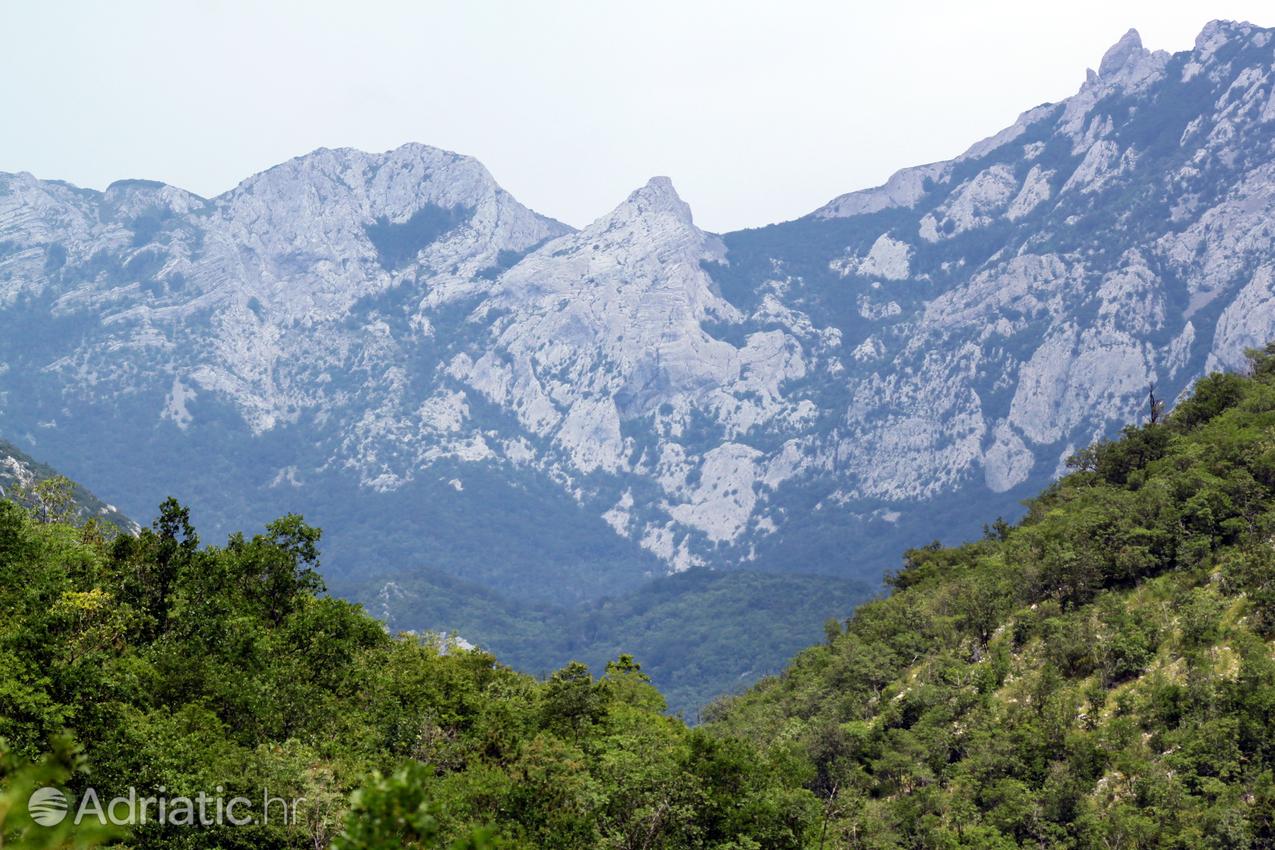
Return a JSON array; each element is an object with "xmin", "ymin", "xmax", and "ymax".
[{"xmin": 28, "ymin": 787, "xmax": 69, "ymax": 827}]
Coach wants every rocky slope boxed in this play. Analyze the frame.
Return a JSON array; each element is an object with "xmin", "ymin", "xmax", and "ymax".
[
  {"xmin": 1, "ymin": 20, "xmax": 1274, "ymax": 636},
  {"xmin": 0, "ymin": 439, "xmax": 135, "ymax": 531}
]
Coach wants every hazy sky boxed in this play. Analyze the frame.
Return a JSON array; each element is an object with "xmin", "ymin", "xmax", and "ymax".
[{"xmin": 2, "ymin": 1, "xmax": 1272, "ymax": 232}]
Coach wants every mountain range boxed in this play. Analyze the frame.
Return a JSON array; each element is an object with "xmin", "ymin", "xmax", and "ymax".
[{"xmin": 2, "ymin": 19, "xmax": 1274, "ymax": 710}]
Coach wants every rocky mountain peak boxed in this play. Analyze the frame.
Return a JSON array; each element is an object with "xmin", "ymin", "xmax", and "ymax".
[
  {"xmin": 1196, "ymin": 19, "xmax": 1264, "ymax": 53},
  {"xmin": 495, "ymin": 176, "xmax": 723, "ymax": 291},
  {"xmin": 219, "ymin": 142, "xmax": 507, "ymax": 227},
  {"xmin": 101, "ymin": 178, "xmax": 207, "ymax": 219},
  {"xmin": 1098, "ymin": 28, "xmax": 1145, "ymax": 77},
  {"xmin": 623, "ymin": 176, "xmax": 695, "ymax": 220},
  {"xmin": 582, "ymin": 176, "xmax": 702, "ymax": 247},
  {"xmin": 1083, "ymin": 25, "xmax": 1167, "ymax": 96},
  {"xmin": 492, "ymin": 175, "xmax": 727, "ymax": 315},
  {"xmin": 447, "ymin": 175, "xmax": 747, "ymax": 489}
]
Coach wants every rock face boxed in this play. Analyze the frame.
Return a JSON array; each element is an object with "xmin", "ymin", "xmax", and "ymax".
[{"xmin": 3, "ymin": 21, "xmax": 1275, "ymax": 596}]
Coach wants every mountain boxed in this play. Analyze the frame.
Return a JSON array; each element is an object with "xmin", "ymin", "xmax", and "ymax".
[
  {"xmin": 699, "ymin": 20, "xmax": 1275, "ymax": 571},
  {"xmin": 2, "ymin": 20, "xmax": 1275, "ymax": 705}
]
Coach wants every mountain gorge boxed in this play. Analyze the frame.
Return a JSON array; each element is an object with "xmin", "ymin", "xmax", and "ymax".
[{"xmin": 3, "ymin": 20, "xmax": 1275, "ymax": 708}]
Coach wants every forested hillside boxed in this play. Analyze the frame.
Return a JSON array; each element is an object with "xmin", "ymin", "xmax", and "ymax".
[
  {"xmin": 347, "ymin": 566, "xmax": 870, "ymax": 718},
  {"xmin": 0, "ymin": 497, "xmax": 811, "ymax": 849},
  {"xmin": 707, "ymin": 346, "xmax": 1275, "ymax": 848},
  {"xmin": 8, "ymin": 348, "xmax": 1275, "ymax": 848}
]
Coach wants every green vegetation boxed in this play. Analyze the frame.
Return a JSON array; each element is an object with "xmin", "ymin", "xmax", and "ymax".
[
  {"xmin": 0, "ymin": 441, "xmax": 135, "ymax": 532},
  {"xmin": 352, "ymin": 566, "xmax": 871, "ymax": 718},
  {"xmin": 9, "ymin": 347, "xmax": 1275, "ymax": 847},
  {"xmin": 0, "ymin": 495, "xmax": 809, "ymax": 848},
  {"xmin": 707, "ymin": 347, "xmax": 1275, "ymax": 848}
]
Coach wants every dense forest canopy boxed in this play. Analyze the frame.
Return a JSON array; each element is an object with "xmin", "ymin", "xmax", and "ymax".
[
  {"xmin": 0, "ymin": 492, "xmax": 811, "ymax": 849},
  {"xmin": 7, "ymin": 346, "xmax": 1275, "ymax": 848}
]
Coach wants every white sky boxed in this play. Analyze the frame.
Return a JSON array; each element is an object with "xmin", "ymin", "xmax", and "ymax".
[{"xmin": 1, "ymin": 1, "xmax": 1271, "ymax": 232}]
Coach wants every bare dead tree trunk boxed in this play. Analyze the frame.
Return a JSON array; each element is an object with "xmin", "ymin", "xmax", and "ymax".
[
  {"xmin": 1148, "ymin": 383, "xmax": 1164, "ymax": 424},
  {"xmin": 818, "ymin": 781, "xmax": 838, "ymax": 850}
]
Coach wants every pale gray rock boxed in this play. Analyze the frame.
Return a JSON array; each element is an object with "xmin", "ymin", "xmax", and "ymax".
[{"xmin": 3, "ymin": 21, "xmax": 1275, "ymax": 582}]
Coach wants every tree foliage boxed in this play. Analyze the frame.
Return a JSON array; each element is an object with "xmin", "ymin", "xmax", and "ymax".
[
  {"xmin": 0, "ymin": 497, "xmax": 808, "ymax": 848},
  {"xmin": 11, "ymin": 352, "xmax": 1275, "ymax": 847}
]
